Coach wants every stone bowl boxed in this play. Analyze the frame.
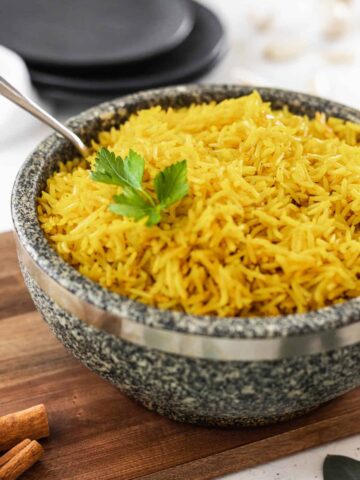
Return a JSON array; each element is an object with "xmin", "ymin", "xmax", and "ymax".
[{"xmin": 11, "ymin": 85, "xmax": 360, "ymax": 427}]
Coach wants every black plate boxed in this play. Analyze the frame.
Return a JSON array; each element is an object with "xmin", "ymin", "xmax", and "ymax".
[
  {"xmin": 0, "ymin": 0, "xmax": 194, "ymax": 68},
  {"xmin": 30, "ymin": 2, "xmax": 226, "ymax": 95}
]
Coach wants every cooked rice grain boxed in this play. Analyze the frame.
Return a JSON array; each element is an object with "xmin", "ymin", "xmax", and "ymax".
[{"xmin": 38, "ymin": 92, "xmax": 360, "ymax": 317}]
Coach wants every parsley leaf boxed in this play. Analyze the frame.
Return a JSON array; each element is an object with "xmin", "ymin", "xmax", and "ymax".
[
  {"xmin": 91, "ymin": 147, "xmax": 188, "ymax": 226},
  {"xmin": 122, "ymin": 150, "xmax": 145, "ymax": 191},
  {"xmin": 154, "ymin": 160, "xmax": 188, "ymax": 209},
  {"xmin": 111, "ymin": 189, "xmax": 161, "ymax": 226},
  {"xmin": 90, "ymin": 147, "xmax": 144, "ymax": 191}
]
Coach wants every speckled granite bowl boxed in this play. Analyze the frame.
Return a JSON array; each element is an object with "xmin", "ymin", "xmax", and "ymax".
[{"xmin": 12, "ymin": 85, "xmax": 360, "ymax": 427}]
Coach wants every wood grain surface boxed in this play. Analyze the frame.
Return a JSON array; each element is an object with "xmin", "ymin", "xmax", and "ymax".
[{"xmin": 0, "ymin": 231, "xmax": 359, "ymax": 480}]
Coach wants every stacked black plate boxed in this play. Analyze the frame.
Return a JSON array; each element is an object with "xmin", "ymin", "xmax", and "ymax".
[{"xmin": 0, "ymin": 0, "xmax": 226, "ymax": 102}]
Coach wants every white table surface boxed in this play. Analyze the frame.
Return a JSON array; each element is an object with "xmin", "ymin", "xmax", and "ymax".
[{"xmin": 1, "ymin": 0, "xmax": 360, "ymax": 478}]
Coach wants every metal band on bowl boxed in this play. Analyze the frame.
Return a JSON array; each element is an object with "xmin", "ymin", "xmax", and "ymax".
[{"xmin": 17, "ymin": 240, "xmax": 360, "ymax": 361}]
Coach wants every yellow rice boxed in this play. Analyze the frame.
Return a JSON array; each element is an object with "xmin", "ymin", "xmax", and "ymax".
[{"xmin": 37, "ymin": 92, "xmax": 360, "ymax": 317}]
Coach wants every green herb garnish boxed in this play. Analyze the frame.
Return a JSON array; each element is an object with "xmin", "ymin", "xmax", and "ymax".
[{"xmin": 91, "ymin": 147, "xmax": 188, "ymax": 226}]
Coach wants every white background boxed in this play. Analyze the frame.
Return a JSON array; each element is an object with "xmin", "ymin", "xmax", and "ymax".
[{"xmin": 1, "ymin": 0, "xmax": 360, "ymax": 478}]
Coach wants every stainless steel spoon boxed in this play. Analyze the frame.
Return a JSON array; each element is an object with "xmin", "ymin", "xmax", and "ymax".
[{"xmin": 0, "ymin": 75, "xmax": 88, "ymax": 156}]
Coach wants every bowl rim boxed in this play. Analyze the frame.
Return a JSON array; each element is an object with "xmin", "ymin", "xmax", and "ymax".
[{"xmin": 11, "ymin": 84, "xmax": 360, "ymax": 346}]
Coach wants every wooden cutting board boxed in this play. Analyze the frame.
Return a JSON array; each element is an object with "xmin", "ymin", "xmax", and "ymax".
[{"xmin": 1, "ymin": 231, "xmax": 360, "ymax": 480}]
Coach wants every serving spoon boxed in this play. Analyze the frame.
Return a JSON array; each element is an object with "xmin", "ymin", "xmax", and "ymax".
[{"xmin": 0, "ymin": 75, "xmax": 88, "ymax": 156}]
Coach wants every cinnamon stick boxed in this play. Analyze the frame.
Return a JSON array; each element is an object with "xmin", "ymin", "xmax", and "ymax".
[
  {"xmin": 0, "ymin": 405, "xmax": 49, "ymax": 451},
  {"xmin": 0, "ymin": 440, "xmax": 31, "ymax": 468},
  {"xmin": 0, "ymin": 440, "xmax": 43, "ymax": 480}
]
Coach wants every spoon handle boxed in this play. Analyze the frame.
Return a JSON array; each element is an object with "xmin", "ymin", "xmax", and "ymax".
[{"xmin": 0, "ymin": 75, "xmax": 88, "ymax": 157}]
